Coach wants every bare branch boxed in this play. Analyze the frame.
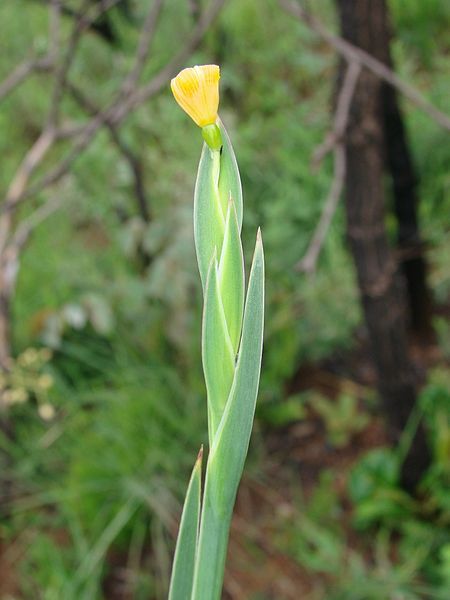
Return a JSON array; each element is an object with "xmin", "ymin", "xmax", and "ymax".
[
  {"xmin": 67, "ymin": 81, "xmax": 151, "ymax": 222},
  {"xmin": 0, "ymin": 130, "xmax": 56, "ymax": 254},
  {"xmin": 279, "ymin": 0, "xmax": 450, "ymax": 132},
  {"xmin": 297, "ymin": 62, "xmax": 361, "ymax": 273},
  {"xmin": 4, "ymin": 130, "xmax": 56, "ymax": 208},
  {"xmin": 0, "ymin": 0, "xmax": 122, "ymax": 103},
  {"xmin": 0, "ymin": 0, "xmax": 62, "ymax": 102},
  {"xmin": 297, "ymin": 146, "xmax": 346, "ymax": 274},
  {"xmin": 48, "ymin": 0, "xmax": 62, "ymax": 60},
  {"xmin": 120, "ymin": 0, "xmax": 165, "ymax": 96},
  {"xmin": 73, "ymin": 0, "xmax": 123, "ymax": 27},
  {"xmin": 313, "ymin": 62, "xmax": 361, "ymax": 168},
  {"xmin": 8, "ymin": 0, "xmax": 225, "ymax": 206},
  {"xmin": 0, "ymin": 57, "xmax": 52, "ymax": 103},
  {"xmin": 11, "ymin": 195, "xmax": 64, "ymax": 253},
  {"xmin": 51, "ymin": 0, "xmax": 164, "ymax": 141},
  {"xmin": 48, "ymin": 0, "xmax": 90, "ymax": 128},
  {"xmin": 111, "ymin": 0, "xmax": 226, "ymax": 124}
]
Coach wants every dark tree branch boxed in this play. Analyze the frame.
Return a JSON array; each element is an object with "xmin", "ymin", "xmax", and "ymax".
[{"xmin": 67, "ymin": 81, "xmax": 151, "ymax": 222}]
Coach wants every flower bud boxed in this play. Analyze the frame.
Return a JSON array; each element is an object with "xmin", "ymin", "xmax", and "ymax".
[{"xmin": 201, "ymin": 123, "xmax": 222, "ymax": 150}]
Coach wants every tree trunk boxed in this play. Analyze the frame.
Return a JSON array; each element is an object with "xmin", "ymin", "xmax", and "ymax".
[
  {"xmin": 371, "ymin": 4, "xmax": 433, "ymax": 339},
  {"xmin": 382, "ymin": 84, "xmax": 433, "ymax": 339},
  {"xmin": 336, "ymin": 0, "xmax": 430, "ymax": 491}
]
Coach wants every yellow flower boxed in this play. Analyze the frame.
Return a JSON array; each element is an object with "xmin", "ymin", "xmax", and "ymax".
[{"xmin": 171, "ymin": 65, "xmax": 220, "ymax": 128}]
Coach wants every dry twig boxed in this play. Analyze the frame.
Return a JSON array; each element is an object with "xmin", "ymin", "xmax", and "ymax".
[
  {"xmin": 0, "ymin": 0, "xmax": 123, "ymax": 103},
  {"xmin": 67, "ymin": 81, "xmax": 151, "ymax": 222},
  {"xmin": 0, "ymin": 0, "xmax": 225, "ymax": 364},
  {"xmin": 297, "ymin": 62, "xmax": 361, "ymax": 273},
  {"xmin": 2, "ymin": 0, "xmax": 225, "ymax": 211}
]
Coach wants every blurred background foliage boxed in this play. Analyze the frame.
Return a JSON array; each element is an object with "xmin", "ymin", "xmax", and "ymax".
[{"xmin": 0, "ymin": 0, "xmax": 449, "ymax": 598}]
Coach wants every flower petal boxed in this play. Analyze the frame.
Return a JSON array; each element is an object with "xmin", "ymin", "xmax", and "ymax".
[{"xmin": 171, "ymin": 65, "xmax": 220, "ymax": 127}]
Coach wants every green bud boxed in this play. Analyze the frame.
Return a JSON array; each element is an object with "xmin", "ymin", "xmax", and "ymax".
[{"xmin": 202, "ymin": 123, "xmax": 222, "ymax": 151}]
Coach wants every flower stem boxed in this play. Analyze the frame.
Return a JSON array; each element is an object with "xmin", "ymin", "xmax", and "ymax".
[{"xmin": 191, "ymin": 477, "xmax": 232, "ymax": 600}]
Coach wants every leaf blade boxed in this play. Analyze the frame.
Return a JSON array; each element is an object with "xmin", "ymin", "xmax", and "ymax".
[
  {"xmin": 217, "ymin": 118, "xmax": 243, "ymax": 231},
  {"xmin": 168, "ymin": 448, "xmax": 203, "ymax": 600},
  {"xmin": 194, "ymin": 146, "xmax": 224, "ymax": 290},
  {"xmin": 209, "ymin": 230, "xmax": 265, "ymax": 513},
  {"xmin": 191, "ymin": 233, "xmax": 264, "ymax": 599},
  {"xmin": 202, "ymin": 255, "xmax": 235, "ymax": 443},
  {"xmin": 218, "ymin": 199, "xmax": 245, "ymax": 355}
]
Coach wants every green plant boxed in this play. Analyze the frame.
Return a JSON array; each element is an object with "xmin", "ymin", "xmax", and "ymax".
[
  {"xmin": 420, "ymin": 369, "xmax": 450, "ymax": 469},
  {"xmin": 311, "ymin": 391, "xmax": 370, "ymax": 448},
  {"xmin": 390, "ymin": 0, "xmax": 450, "ymax": 66},
  {"xmin": 0, "ymin": 346, "xmax": 54, "ymax": 418},
  {"xmin": 4, "ymin": 357, "xmax": 202, "ymax": 600},
  {"xmin": 417, "ymin": 371, "xmax": 450, "ymax": 524},
  {"xmin": 345, "ymin": 376, "xmax": 450, "ymax": 597},
  {"xmin": 168, "ymin": 65, "xmax": 265, "ymax": 599},
  {"xmin": 281, "ymin": 469, "xmax": 450, "ymax": 599},
  {"xmin": 348, "ymin": 448, "xmax": 417, "ymax": 529},
  {"xmin": 258, "ymin": 392, "xmax": 307, "ymax": 427}
]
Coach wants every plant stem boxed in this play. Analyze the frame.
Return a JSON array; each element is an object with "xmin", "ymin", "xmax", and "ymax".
[{"xmin": 191, "ymin": 476, "xmax": 232, "ymax": 600}]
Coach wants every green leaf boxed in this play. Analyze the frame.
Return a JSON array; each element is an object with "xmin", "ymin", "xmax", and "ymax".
[
  {"xmin": 190, "ymin": 490, "xmax": 230, "ymax": 600},
  {"xmin": 194, "ymin": 146, "xmax": 225, "ymax": 290},
  {"xmin": 168, "ymin": 448, "xmax": 203, "ymax": 600},
  {"xmin": 194, "ymin": 121, "xmax": 242, "ymax": 290},
  {"xmin": 202, "ymin": 254, "xmax": 235, "ymax": 444},
  {"xmin": 218, "ymin": 118, "xmax": 243, "ymax": 231},
  {"xmin": 218, "ymin": 199, "xmax": 245, "ymax": 354},
  {"xmin": 191, "ymin": 232, "xmax": 264, "ymax": 600},
  {"xmin": 208, "ymin": 230, "xmax": 264, "ymax": 511}
]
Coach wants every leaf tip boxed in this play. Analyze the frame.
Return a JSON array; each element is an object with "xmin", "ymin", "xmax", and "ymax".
[
  {"xmin": 196, "ymin": 445, "xmax": 204, "ymax": 466},
  {"xmin": 256, "ymin": 227, "xmax": 262, "ymax": 244}
]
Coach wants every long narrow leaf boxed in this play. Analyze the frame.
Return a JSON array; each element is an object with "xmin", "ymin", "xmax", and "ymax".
[
  {"xmin": 194, "ymin": 146, "xmax": 225, "ymax": 289},
  {"xmin": 209, "ymin": 230, "xmax": 264, "ymax": 511},
  {"xmin": 218, "ymin": 118, "xmax": 243, "ymax": 231},
  {"xmin": 168, "ymin": 448, "xmax": 203, "ymax": 600},
  {"xmin": 191, "ymin": 232, "xmax": 264, "ymax": 599},
  {"xmin": 218, "ymin": 198, "xmax": 245, "ymax": 354},
  {"xmin": 202, "ymin": 254, "xmax": 235, "ymax": 444}
]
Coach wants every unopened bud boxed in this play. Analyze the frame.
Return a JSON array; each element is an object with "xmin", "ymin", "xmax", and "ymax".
[{"xmin": 202, "ymin": 123, "xmax": 222, "ymax": 151}]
